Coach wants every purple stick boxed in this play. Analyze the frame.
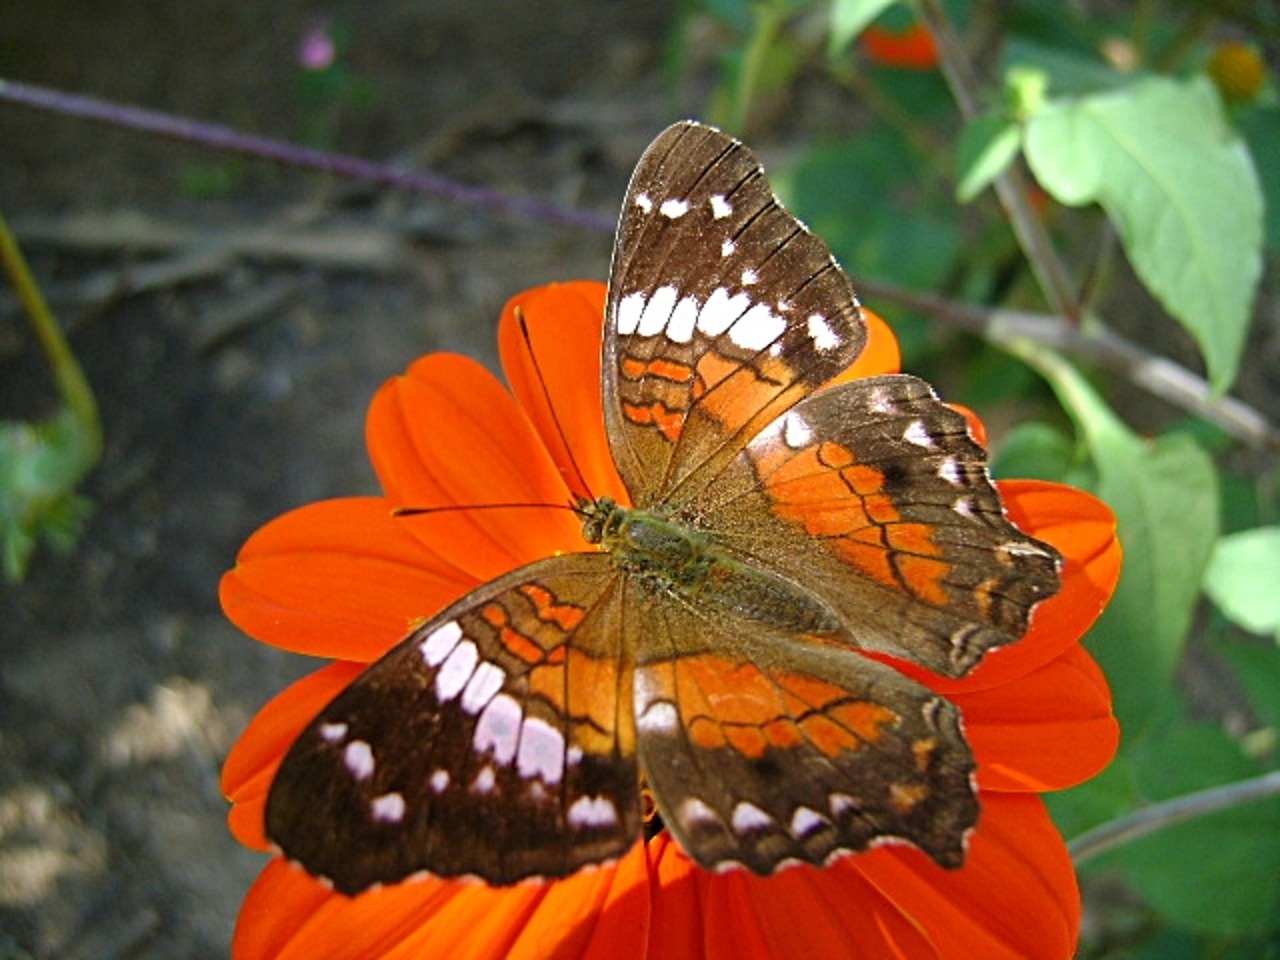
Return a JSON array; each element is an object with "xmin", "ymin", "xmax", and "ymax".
[{"xmin": 0, "ymin": 77, "xmax": 615, "ymax": 234}]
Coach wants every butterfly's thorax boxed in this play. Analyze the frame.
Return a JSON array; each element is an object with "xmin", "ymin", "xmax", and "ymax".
[{"xmin": 580, "ymin": 496, "xmax": 839, "ymax": 636}]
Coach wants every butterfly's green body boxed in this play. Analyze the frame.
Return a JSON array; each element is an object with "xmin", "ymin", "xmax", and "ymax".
[{"xmin": 580, "ymin": 496, "xmax": 839, "ymax": 636}]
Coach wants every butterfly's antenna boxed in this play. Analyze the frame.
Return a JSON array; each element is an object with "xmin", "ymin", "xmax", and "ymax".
[
  {"xmin": 515, "ymin": 305, "xmax": 597, "ymax": 504},
  {"xmin": 393, "ymin": 502, "xmax": 577, "ymax": 518}
]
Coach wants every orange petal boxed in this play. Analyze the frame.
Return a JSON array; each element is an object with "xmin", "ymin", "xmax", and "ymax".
[
  {"xmin": 957, "ymin": 643, "xmax": 1118, "ymax": 792},
  {"xmin": 233, "ymin": 846, "xmax": 652, "ymax": 960},
  {"xmin": 366, "ymin": 351, "xmax": 585, "ymax": 579},
  {"xmin": 854, "ymin": 792, "xmax": 1079, "ymax": 959},
  {"xmin": 646, "ymin": 836, "xmax": 933, "ymax": 959},
  {"xmin": 828, "ymin": 306, "xmax": 901, "ymax": 385},
  {"xmin": 498, "ymin": 282, "xmax": 629, "ymax": 505},
  {"xmin": 220, "ymin": 497, "xmax": 476, "ymax": 660},
  {"xmin": 222, "ymin": 662, "xmax": 365, "ymax": 850},
  {"xmin": 905, "ymin": 480, "xmax": 1121, "ymax": 694}
]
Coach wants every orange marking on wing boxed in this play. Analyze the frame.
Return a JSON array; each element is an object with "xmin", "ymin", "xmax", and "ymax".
[
  {"xmin": 797, "ymin": 713, "xmax": 857, "ymax": 757},
  {"xmin": 501, "ymin": 626, "xmax": 550, "ymax": 666},
  {"xmin": 620, "ymin": 356, "xmax": 696, "ymax": 383},
  {"xmin": 518, "ymin": 583, "xmax": 586, "ymax": 631},
  {"xmin": 529, "ymin": 649, "xmax": 629, "ymax": 754},
  {"xmin": 886, "ymin": 522, "xmax": 942, "ymax": 557},
  {"xmin": 688, "ymin": 715, "xmax": 728, "ymax": 750},
  {"xmin": 817, "ymin": 441, "xmax": 855, "ymax": 470},
  {"xmin": 833, "ymin": 540, "xmax": 898, "ymax": 590},
  {"xmin": 896, "ymin": 555, "xmax": 952, "ymax": 605},
  {"xmin": 889, "ymin": 782, "xmax": 929, "ymax": 814},
  {"xmin": 841, "ymin": 464, "xmax": 887, "ymax": 497},
  {"xmin": 829, "ymin": 701, "xmax": 897, "ymax": 745},
  {"xmin": 763, "ymin": 717, "xmax": 803, "ymax": 750},
  {"xmin": 864, "ymin": 493, "xmax": 901, "ymax": 525},
  {"xmin": 724, "ymin": 723, "xmax": 769, "ymax": 759},
  {"xmin": 912, "ymin": 737, "xmax": 938, "ymax": 773},
  {"xmin": 623, "ymin": 401, "xmax": 684, "ymax": 442},
  {"xmin": 481, "ymin": 603, "xmax": 507, "ymax": 629}
]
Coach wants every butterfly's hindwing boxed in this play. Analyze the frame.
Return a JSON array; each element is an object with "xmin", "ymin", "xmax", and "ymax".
[
  {"xmin": 692, "ymin": 374, "xmax": 1061, "ymax": 677},
  {"xmin": 605, "ymin": 121, "xmax": 868, "ymax": 506},
  {"xmin": 265, "ymin": 554, "xmax": 642, "ymax": 893},
  {"xmin": 632, "ymin": 600, "xmax": 978, "ymax": 873}
]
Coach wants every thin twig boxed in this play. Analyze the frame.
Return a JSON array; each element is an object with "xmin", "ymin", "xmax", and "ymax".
[
  {"xmin": 0, "ymin": 77, "xmax": 615, "ymax": 234},
  {"xmin": 1069, "ymin": 770, "xmax": 1280, "ymax": 867},
  {"xmin": 857, "ymin": 278, "xmax": 1280, "ymax": 452},
  {"xmin": 916, "ymin": 0, "xmax": 1083, "ymax": 322}
]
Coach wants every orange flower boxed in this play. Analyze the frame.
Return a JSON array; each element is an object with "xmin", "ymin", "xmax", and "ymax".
[
  {"xmin": 861, "ymin": 22, "xmax": 939, "ymax": 71},
  {"xmin": 221, "ymin": 281, "xmax": 1120, "ymax": 959}
]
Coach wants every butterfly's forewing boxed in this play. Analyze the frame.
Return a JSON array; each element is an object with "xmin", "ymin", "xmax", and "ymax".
[
  {"xmin": 633, "ymin": 598, "xmax": 979, "ymax": 872},
  {"xmin": 692, "ymin": 374, "xmax": 1061, "ymax": 678},
  {"xmin": 604, "ymin": 122, "xmax": 868, "ymax": 507},
  {"xmin": 266, "ymin": 554, "xmax": 642, "ymax": 893}
]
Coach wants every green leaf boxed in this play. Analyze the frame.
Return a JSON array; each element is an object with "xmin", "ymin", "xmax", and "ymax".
[
  {"xmin": 955, "ymin": 112, "xmax": 1022, "ymax": 202},
  {"xmin": 1022, "ymin": 350, "xmax": 1218, "ymax": 737},
  {"xmin": 1110, "ymin": 720, "xmax": 1280, "ymax": 936},
  {"xmin": 1215, "ymin": 637, "xmax": 1280, "ymax": 734},
  {"xmin": 827, "ymin": 0, "xmax": 897, "ymax": 56},
  {"xmin": 0, "ymin": 406, "xmax": 98, "ymax": 581},
  {"xmin": 1024, "ymin": 76, "xmax": 1264, "ymax": 391},
  {"xmin": 781, "ymin": 134, "xmax": 959, "ymax": 291},
  {"xmin": 1205, "ymin": 527, "xmax": 1280, "ymax": 640},
  {"xmin": 989, "ymin": 421, "xmax": 1081, "ymax": 483},
  {"xmin": 1237, "ymin": 105, "xmax": 1280, "ymax": 254}
]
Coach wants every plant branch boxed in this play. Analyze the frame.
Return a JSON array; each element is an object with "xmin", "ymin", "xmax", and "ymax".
[
  {"xmin": 857, "ymin": 278, "xmax": 1280, "ymax": 451},
  {"xmin": 0, "ymin": 206, "xmax": 100, "ymax": 443},
  {"xmin": 0, "ymin": 77, "xmax": 615, "ymax": 234},
  {"xmin": 1069, "ymin": 770, "xmax": 1280, "ymax": 867},
  {"xmin": 915, "ymin": 0, "xmax": 1083, "ymax": 322}
]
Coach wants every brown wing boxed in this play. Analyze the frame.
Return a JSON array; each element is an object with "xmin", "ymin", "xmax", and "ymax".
[
  {"xmin": 632, "ymin": 597, "xmax": 978, "ymax": 873},
  {"xmin": 688, "ymin": 374, "xmax": 1061, "ymax": 678},
  {"xmin": 604, "ymin": 121, "xmax": 867, "ymax": 507},
  {"xmin": 266, "ymin": 553, "xmax": 642, "ymax": 893}
]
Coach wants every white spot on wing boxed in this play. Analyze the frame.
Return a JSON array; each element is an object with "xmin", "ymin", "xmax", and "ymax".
[
  {"xmin": 429, "ymin": 769, "xmax": 450, "ymax": 794},
  {"xmin": 953, "ymin": 496, "xmax": 976, "ymax": 518},
  {"xmin": 637, "ymin": 701, "xmax": 678, "ymax": 734},
  {"xmin": 616, "ymin": 291, "xmax": 645, "ymax": 335},
  {"xmin": 568, "ymin": 795, "xmax": 619, "ymax": 829},
  {"xmin": 741, "ymin": 267, "xmax": 759, "ymax": 286},
  {"xmin": 660, "ymin": 197, "xmax": 690, "ymax": 218},
  {"xmin": 938, "ymin": 457, "xmax": 962, "ymax": 486},
  {"xmin": 721, "ymin": 239, "xmax": 737, "ymax": 258},
  {"xmin": 667, "ymin": 296, "xmax": 700, "ymax": 344},
  {"xmin": 829, "ymin": 792, "xmax": 859, "ymax": 817},
  {"xmin": 782, "ymin": 411, "xmax": 813, "ymax": 449},
  {"xmin": 903, "ymin": 420, "xmax": 935, "ymax": 449},
  {"xmin": 516, "ymin": 716, "xmax": 566, "ymax": 784},
  {"xmin": 709, "ymin": 194, "xmax": 732, "ymax": 219},
  {"xmin": 419, "ymin": 621, "xmax": 462, "ymax": 667},
  {"xmin": 731, "ymin": 801, "xmax": 773, "ymax": 834},
  {"xmin": 729, "ymin": 302, "xmax": 785, "ymax": 350},
  {"xmin": 343, "ymin": 740, "xmax": 375, "ymax": 782},
  {"xmin": 319, "ymin": 722, "xmax": 347, "ymax": 743},
  {"xmin": 371, "ymin": 792, "xmax": 405, "ymax": 823},
  {"xmin": 697, "ymin": 287, "xmax": 750, "ymax": 335},
  {"xmin": 639, "ymin": 285, "xmax": 678, "ymax": 336},
  {"xmin": 435, "ymin": 640, "xmax": 479, "ymax": 701},
  {"xmin": 634, "ymin": 192, "xmax": 653, "ymax": 213},
  {"xmin": 471, "ymin": 766, "xmax": 496, "ymax": 794},
  {"xmin": 807, "ymin": 314, "xmax": 840, "ymax": 352},
  {"xmin": 461, "ymin": 660, "xmax": 505, "ymax": 714},
  {"xmin": 869, "ymin": 389, "xmax": 893, "ymax": 414},
  {"xmin": 790, "ymin": 806, "xmax": 828, "ymax": 837},
  {"xmin": 474, "ymin": 693, "xmax": 522, "ymax": 765},
  {"xmin": 678, "ymin": 797, "xmax": 721, "ymax": 828}
]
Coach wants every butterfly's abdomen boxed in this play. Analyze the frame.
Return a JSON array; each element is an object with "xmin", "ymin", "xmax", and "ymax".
[{"xmin": 594, "ymin": 502, "xmax": 839, "ymax": 636}]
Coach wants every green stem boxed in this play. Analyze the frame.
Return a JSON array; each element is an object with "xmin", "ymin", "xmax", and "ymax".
[
  {"xmin": 1069, "ymin": 770, "xmax": 1280, "ymax": 867},
  {"xmin": 0, "ymin": 207, "xmax": 102, "ymax": 452},
  {"xmin": 732, "ymin": 2, "xmax": 789, "ymax": 135}
]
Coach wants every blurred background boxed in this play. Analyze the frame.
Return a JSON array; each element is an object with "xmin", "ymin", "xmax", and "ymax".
[{"xmin": 2, "ymin": 2, "xmax": 1277, "ymax": 958}]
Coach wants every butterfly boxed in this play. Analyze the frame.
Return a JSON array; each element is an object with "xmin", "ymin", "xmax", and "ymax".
[{"xmin": 265, "ymin": 121, "xmax": 1061, "ymax": 895}]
